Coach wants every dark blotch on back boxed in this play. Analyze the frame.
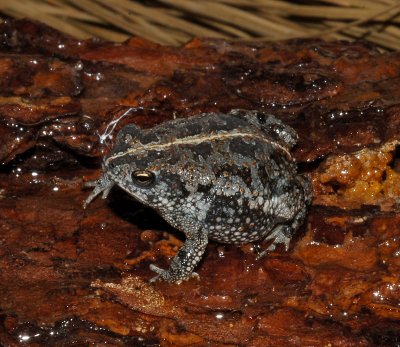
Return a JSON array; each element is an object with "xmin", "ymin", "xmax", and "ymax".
[
  {"xmin": 140, "ymin": 132, "xmax": 160, "ymax": 145},
  {"xmin": 192, "ymin": 142, "xmax": 213, "ymax": 157},
  {"xmin": 229, "ymin": 137, "xmax": 259, "ymax": 158}
]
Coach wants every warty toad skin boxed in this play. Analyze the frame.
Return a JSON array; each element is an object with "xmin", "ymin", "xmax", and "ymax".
[{"xmin": 84, "ymin": 109, "xmax": 313, "ymax": 283}]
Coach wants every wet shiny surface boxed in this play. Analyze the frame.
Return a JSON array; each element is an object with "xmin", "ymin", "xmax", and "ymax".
[{"xmin": 0, "ymin": 19, "xmax": 399, "ymax": 346}]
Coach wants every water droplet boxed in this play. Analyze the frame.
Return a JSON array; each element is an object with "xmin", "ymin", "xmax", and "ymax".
[
  {"xmin": 215, "ymin": 312, "xmax": 224, "ymax": 320},
  {"xmin": 75, "ymin": 61, "xmax": 83, "ymax": 71}
]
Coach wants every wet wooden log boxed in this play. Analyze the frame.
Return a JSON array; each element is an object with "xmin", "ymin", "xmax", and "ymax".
[{"xmin": 0, "ymin": 19, "xmax": 399, "ymax": 346}]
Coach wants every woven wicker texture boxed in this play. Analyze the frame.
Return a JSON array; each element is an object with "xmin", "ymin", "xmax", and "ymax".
[{"xmin": 1, "ymin": 0, "xmax": 400, "ymax": 49}]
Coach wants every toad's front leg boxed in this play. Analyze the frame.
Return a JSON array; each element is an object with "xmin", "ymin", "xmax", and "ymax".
[{"xmin": 149, "ymin": 229, "xmax": 208, "ymax": 283}]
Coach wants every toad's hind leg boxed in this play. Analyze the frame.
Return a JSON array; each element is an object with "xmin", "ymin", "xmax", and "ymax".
[
  {"xmin": 149, "ymin": 229, "xmax": 208, "ymax": 283},
  {"xmin": 257, "ymin": 175, "xmax": 312, "ymax": 258},
  {"xmin": 257, "ymin": 196, "xmax": 309, "ymax": 259}
]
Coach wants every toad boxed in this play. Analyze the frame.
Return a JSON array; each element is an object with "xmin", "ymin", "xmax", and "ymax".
[{"xmin": 84, "ymin": 109, "xmax": 312, "ymax": 282}]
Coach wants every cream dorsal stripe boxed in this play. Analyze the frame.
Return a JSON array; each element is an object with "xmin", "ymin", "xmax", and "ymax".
[{"xmin": 107, "ymin": 131, "xmax": 292, "ymax": 162}]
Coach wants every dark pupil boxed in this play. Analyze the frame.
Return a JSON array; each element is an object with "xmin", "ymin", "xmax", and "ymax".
[{"xmin": 132, "ymin": 170, "xmax": 154, "ymax": 187}]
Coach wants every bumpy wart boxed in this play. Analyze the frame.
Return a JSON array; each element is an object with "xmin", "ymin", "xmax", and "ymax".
[{"xmin": 84, "ymin": 109, "xmax": 312, "ymax": 283}]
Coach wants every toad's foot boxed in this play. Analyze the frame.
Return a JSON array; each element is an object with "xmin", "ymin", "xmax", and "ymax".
[
  {"xmin": 148, "ymin": 229, "xmax": 208, "ymax": 283},
  {"xmin": 83, "ymin": 174, "xmax": 114, "ymax": 208},
  {"xmin": 149, "ymin": 264, "xmax": 199, "ymax": 284},
  {"xmin": 256, "ymin": 224, "xmax": 292, "ymax": 259}
]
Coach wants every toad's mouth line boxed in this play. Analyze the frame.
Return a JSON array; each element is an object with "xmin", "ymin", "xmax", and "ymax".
[{"xmin": 107, "ymin": 131, "xmax": 291, "ymax": 162}]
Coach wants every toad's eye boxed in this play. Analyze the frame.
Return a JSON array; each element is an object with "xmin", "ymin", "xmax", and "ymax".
[{"xmin": 131, "ymin": 170, "xmax": 155, "ymax": 187}]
